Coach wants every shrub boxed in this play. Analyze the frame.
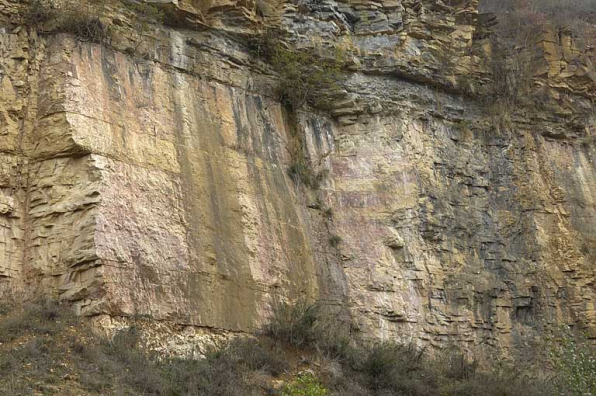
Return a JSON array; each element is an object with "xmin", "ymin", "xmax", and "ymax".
[
  {"xmin": 266, "ymin": 300, "xmax": 320, "ymax": 348},
  {"xmin": 284, "ymin": 373, "xmax": 329, "ymax": 396},
  {"xmin": 265, "ymin": 300, "xmax": 353, "ymax": 360},
  {"xmin": 250, "ymin": 34, "xmax": 339, "ymax": 190},
  {"xmin": 288, "ymin": 158, "xmax": 325, "ymax": 189},
  {"xmin": 157, "ymin": 337, "xmax": 282, "ymax": 395},
  {"xmin": 479, "ymin": 0, "xmax": 596, "ymax": 44},
  {"xmin": 486, "ymin": 36, "xmax": 535, "ymax": 103},
  {"xmin": 475, "ymin": 0, "xmax": 596, "ymax": 125},
  {"xmin": 23, "ymin": 0, "xmax": 57, "ymax": 26},
  {"xmin": 549, "ymin": 326, "xmax": 596, "ymax": 395},
  {"xmin": 0, "ymin": 299, "xmax": 283, "ymax": 396},
  {"xmin": 273, "ymin": 46, "xmax": 346, "ymax": 108},
  {"xmin": 0, "ymin": 299, "xmax": 565, "ymax": 396},
  {"xmin": 439, "ymin": 347, "xmax": 478, "ymax": 380},
  {"xmin": 22, "ymin": 0, "xmax": 111, "ymax": 44},
  {"xmin": 357, "ymin": 342, "xmax": 427, "ymax": 391},
  {"xmin": 251, "ymin": 32, "xmax": 347, "ymax": 108},
  {"xmin": 23, "ymin": 0, "xmax": 166, "ymax": 48},
  {"xmin": 56, "ymin": 13, "xmax": 110, "ymax": 44},
  {"xmin": 0, "ymin": 298, "xmax": 81, "ymax": 394},
  {"xmin": 79, "ymin": 331, "xmax": 285, "ymax": 395}
]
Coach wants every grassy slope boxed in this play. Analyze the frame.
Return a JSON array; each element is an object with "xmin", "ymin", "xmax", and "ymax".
[{"xmin": 0, "ymin": 300, "xmax": 564, "ymax": 396}]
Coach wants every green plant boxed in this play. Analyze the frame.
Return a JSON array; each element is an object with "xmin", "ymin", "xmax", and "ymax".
[
  {"xmin": 0, "ymin": 298, "xmax": 562, "ymax": 396},
  {"xmin": 473, "ymin": 0, "xmax": 592, "ymax": 127},
  {"xmin": 206, "ymin": 337, "xmax": 289, "ymax": 377},
  {"xmin": 274, "ymin": 46, "xmax": 346, "ymax": 107},
  {"xmin": 329, "ymin": 235, "xmax": 342, "ymax": 247},
  {"xmin": 252, "ymin": 32, "xmax": 347, "ymax": 108},
  {"xmin": 442, "ymin": 370, "xmax": 557, "ymax": 396},
  {"xmin": 250, "ymin": 34, "xmax": 341, "ymax": 190},
  {"xmin": 434, "ymin": 45, "xmax": 459, "ymax": 76},
  {"xmin": 549, "ymin": 326, "xmax": 596, "ymax": 395},
  {"xmin": 23, "ymin": 0, "xmax": 167, "ymax": 49},
  {"xmin": 486, "ymin": 39, "xmax": 535, "ymax": 105},
  {"xmin": 283, "ymin": 374, "xmax": 329, "ymax": 396},
  {"xmin": 0, "ymin": 299, "xmax": 285, "ymax": 395}
]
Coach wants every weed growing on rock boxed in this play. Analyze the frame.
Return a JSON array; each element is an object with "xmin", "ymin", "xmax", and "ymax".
[
  {"xmin": 23, "ymin": 0, "xmax": 165, "ymax": 49},
  {"xmin": 23, "ymin": 0, "xmax": 111, "ymax": 44},
  {"xmin": 485, "ymin": 38, "xmax": 536, "ymax": 111},
  {"xmin": 475, "ymin": 0, "xmax": 596, "ymax": 125},
  {"xmin": 288, "ymin": 158, "xmax": 326, "ymax": 189},
  {"xmin": 251, "ymin": 32, "xmax": 347, "ymax": 108},
  {"xmin": 328, "ymin": 235, "xmax": 342, "ymax": 247},
  {"xmin": 249, "ymin": 32, "xmax": 341, "ymax": 190},
  {"xmin": 56, "ymin": 13, "xmax": 110, "ymax": 44},
  {"xmin": 274, "ymin": 46, "xmax": 345, "ymax": 108},
  {"xmin": 282, "ymin": 103, "xmax": 329, "ymax": 191},
  {"xmin": 480, "ymin": 0, "xmax": 596, "ymax": 47},
  {"xmin": 23, "ymin": 0, "xmax": 57, "ymax": 26},
  {"xmin": 322, "ymin": 207, "xmax": 334, "ymax": 220}
]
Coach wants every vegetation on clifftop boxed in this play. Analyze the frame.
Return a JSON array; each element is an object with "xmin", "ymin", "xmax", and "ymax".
[
  {"xmin": 471, "ymin": 0, "xmax": 596, "ymax": 128},
  {"xmin": 23, "ymin": 0, "xmax": 165, "ymax": 54},
  {"xmin": 250, "ymin": 31, "xmax": 347, "ymax": 109},
  {"xmin": 480, "ymin": 0, "xmax": 596, "ymax": 46}
]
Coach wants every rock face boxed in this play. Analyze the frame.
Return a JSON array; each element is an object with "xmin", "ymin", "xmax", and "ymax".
[{"xmin": 0, "ymin": 0, "xmax": 595, "ymax": 358}]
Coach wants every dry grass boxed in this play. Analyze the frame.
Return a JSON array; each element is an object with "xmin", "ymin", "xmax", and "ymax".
[
  {"xmin": 0, "ymin": 299, "xmax": 571, "ymax": 396},
  {"xmin": 479, "ymin": 0, "xmax": 596, "ymax": 46},
  {"xmin": 0, "ymin": 299, "xmax": 285, "ymax": 396},
  {"xmin": 266, "ymin": 301, "xmax": 558, "ymax": 396}
]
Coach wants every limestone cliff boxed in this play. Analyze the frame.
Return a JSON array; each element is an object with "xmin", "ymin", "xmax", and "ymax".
[{"xmin": 0, "ymin": 0, "xmax": 594, "ymax": 358}]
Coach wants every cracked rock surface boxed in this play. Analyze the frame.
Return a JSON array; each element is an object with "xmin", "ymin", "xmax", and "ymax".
[{"xmin": 0, "ymin": 0, "xmax": 594, "ymax": 357}]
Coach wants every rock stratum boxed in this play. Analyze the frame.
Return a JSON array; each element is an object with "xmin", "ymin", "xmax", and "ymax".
[{"xmin": 0, "ymin": 0, "xmax": 595, "ymax": 358}]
